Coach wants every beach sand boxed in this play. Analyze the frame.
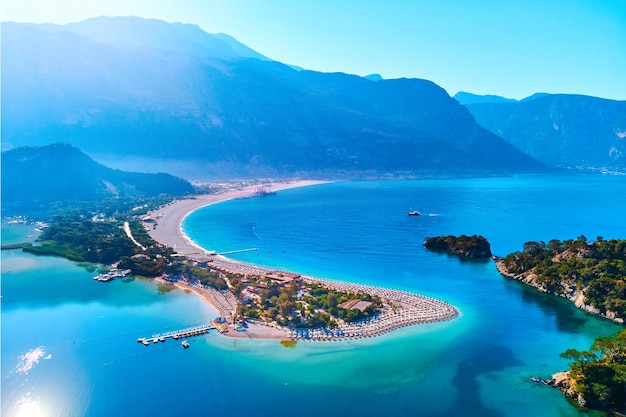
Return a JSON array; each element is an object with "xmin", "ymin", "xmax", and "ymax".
[
  {"xmin": 146, "ymin": 180, "xmax": 325, "ymax": 340},
  {"xmin": 147, "ymin": 180, "xmax": 326, "ymax": 256}
]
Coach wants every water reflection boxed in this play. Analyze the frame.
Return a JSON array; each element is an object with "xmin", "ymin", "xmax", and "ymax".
[
  {"xmin": 425, "ymin": 345, "xmax": 521, "ymax": 417},
  {"xmin": 504, "ymin": 279, "xmax": 590, "ymax": 334}
]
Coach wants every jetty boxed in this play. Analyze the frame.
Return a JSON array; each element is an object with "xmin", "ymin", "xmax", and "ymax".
[
  {"xmin": 137, "ymin": 324, "xmax": 214, "ymax": 346},
  {"xmin": 217, "ymin": 248, "xmax": 259, "ymax": 255},
  {"xmin": 94, "ymin": 268, "xmax": 132, "ymax": 282}
]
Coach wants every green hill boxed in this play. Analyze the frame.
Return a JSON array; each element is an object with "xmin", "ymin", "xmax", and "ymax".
[{"xmin": 1, "ymin": 143, "xmax": 195, "ymax": 214}]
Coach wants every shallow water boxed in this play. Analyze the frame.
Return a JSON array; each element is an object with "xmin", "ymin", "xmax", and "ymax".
[{"xmin": 2, "ymin": 174, "xmax": 625, "ymax": 417}]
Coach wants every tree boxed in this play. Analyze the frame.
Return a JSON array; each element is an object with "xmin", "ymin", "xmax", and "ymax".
[
  {"xmin": 561, "ymin": 348, "xmax": 598, "ymax": 366},
  {"xmin": 327, "ymin": 292, "xmax": 338, "ymax": 309},
  {"xmin": 559, "ymin": 330, "xmax": 626, "ymax": 412}
]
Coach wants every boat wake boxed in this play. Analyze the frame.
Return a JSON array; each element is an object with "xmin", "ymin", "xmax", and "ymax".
[{"xmin": 251, "ymin": 222, "xmax": 260, "ymax": 239}]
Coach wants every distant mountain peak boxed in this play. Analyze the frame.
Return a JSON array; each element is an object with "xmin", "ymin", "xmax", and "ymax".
[
  {"xmin": 520, "ymin": 92, "xmax": 551, "ymax": 102},
  {"xmin": 364, "ymin": 74, "xmax": 383, "ymax": 81},
  {"xmin": 57, "ymin": 16, "xmax": 270, "ymax": 61},
  {"xmin": 454, "ymin": 92, "xmax": 518, "ymax": 105}
]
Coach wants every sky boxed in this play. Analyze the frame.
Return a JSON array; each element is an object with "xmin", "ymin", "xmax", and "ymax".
[{"xmin": 2, "ymin": 0, "xmax": 626, "ymax": 100}]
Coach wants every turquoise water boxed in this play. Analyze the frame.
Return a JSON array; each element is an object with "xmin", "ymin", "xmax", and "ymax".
[{"xmin": 3, "ymin": 175, "xmax": 625, "ymax": 416}]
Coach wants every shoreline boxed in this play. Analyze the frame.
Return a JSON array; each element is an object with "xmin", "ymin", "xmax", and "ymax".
[
  {"xmin": 146, "ymin": 180, "xmax": 459, "ymax": 341},
  {"xmin": 147, "ymin": 180, "xmax": 327, "ymax": 256}
]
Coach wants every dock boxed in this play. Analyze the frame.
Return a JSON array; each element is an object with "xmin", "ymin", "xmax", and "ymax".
[
  {"xmin": 94, "ymin": 268, "xmax": 132, "ymax": 282},
  {"xmin": 217, "ymin": 248, "xmax": 258, "ymax": 255},
  {"xmin": 137, "ymin": 324, "xmax": 214, "ymax": 347}
]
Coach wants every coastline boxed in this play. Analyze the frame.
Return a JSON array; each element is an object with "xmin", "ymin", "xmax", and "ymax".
[
  {"xmin": 146, "ymin": 180, "xmax": 459, "ymax": 341},
  {"xmin": 147, "ymin": 180, "xmax": 326, "ymax": 340},
  {"xmin": 495, "ymin": 260, "xmax": 625, "ymax": 324},
  {"xmin": 147, "ymin": 180, "xmax": 326, "ymax": 256}
]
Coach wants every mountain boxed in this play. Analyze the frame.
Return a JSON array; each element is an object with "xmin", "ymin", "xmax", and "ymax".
[
  {"xmin": 22, "ymin": 16, "xmax": 269, "ymax": 62},
  {"xmin": 1, "ymin": 143, "xmax": 195, "ymax": 213},
  {"xmin": 454, "ymin": 92, "xmax": 551, "ymax": 106},
  {"xmin": 454, "ymin": 92, "xmax": 518, "ymax": 105},
  {"xmin": 463, "ymin": 94, "xmax": 626, "ymax": 169},
  {"xmin": 1, "ymin": 18, "xmax": 544, "ymax": 179}
]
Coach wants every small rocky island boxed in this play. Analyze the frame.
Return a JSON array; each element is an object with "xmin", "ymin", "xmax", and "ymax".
[{"xmin": 423, "ymin": 235, "xmax": 492, "ymax": 258}]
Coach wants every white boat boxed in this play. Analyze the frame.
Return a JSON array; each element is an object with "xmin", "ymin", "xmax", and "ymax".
[{"xmin": 181, "ymin": 340, "xmax": 190, "ymax": 349}]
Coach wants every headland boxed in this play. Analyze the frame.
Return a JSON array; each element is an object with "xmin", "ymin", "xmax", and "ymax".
[{"xmin": 146, "ymin": 180, "xmax": 458, "ymax": 340}]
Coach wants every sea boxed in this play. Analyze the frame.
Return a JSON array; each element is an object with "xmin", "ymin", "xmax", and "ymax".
[{"xmin": 2, "ymin": 174, "xmax": 626, "ymax": 417}]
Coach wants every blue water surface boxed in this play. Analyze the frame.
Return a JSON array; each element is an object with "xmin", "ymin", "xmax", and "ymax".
[{"xmin": 3, "ymin": 174, "xmax": 625, "ymax": 417}]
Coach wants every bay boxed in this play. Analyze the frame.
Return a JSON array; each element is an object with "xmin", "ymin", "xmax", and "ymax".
[{"xmin": 2, "ymin": 174, "xmax": 625, "ymax": 417}]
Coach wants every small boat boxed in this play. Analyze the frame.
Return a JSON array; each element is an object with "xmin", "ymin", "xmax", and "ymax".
[
  {"xmin": 407, "ymin": 211, "xmax": 421, "ymax": 216},
  {"xmin": 181, "ymin": 340, "xmax": 190, "ymax": 349}
]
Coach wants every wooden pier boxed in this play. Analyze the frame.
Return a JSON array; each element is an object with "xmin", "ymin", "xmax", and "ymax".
[
  {"xmin": 137, "ymin": 324, "xmax": 214, "ymax": 347},
  {"xmin": 217, "ymin": 248, "xmax": 258, "ymax": 255}
]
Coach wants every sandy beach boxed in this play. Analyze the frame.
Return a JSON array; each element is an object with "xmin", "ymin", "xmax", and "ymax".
[
  {"xmin": 146, "ymin": 180, "xmax": 458, "ymax": 341},
  {"xmin": 147, "ymin": 180, "xmax": 326, "ymax": 256},
  {"xmin": 146, "ymin": 180, "xmax": 325, "ymax": 340}
]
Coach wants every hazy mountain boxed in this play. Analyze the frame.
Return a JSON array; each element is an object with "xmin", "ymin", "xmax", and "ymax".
[
  {"xmin": 454, "ymin": 92, "xmax": 518, "ymax": 105},
  {"xmin": 1, "ymin": 143, "xmax": 195, "ymax": 212},
  {"xmin": 364, "ymin": 74, "xmax": 384, "ymax": 81},
  {"xmin": 23, "ymin": 16, "xmax": 270, "ymax": 62},
  {"xmin": 464, "ymin": 94, "xmax": 626, "ymax": 169},
  {"xmin": 1, "ymin": 18, "xmax": 543, "ymax": 179}
]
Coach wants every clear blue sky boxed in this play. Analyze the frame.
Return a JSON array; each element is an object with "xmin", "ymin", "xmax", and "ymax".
[{"xmin": 3, "ymin": 0, "xmax": 625, "ymax": 100}]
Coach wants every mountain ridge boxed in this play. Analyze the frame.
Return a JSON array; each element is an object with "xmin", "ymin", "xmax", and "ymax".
[
  {"xmin": 463, "ymin": 94, "xmax": 626, "ymax": 169},
  {"xmin": 2, "ymin": 17, "xmax": 544, "ymax": 179},
  {"xmin": 1, "ymin": 143, "xmax": 195, "ymax": 214}
]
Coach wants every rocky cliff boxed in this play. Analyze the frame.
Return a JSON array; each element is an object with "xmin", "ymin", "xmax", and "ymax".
[{"xmin": 496, "ymin": 256, "xmax": 624, "ymax": 324}]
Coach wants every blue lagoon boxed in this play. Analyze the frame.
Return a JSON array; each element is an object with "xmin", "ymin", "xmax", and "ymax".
[{"xmin": 2, "ymin": 174, "xmax": 625, "ymax": 417}]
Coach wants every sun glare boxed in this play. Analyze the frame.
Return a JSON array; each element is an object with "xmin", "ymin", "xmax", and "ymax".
[{"xmin": 15, "ymin": 399, "xmax": 45, "ymax": 417}]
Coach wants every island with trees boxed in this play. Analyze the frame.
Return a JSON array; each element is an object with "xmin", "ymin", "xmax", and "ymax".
[
  {"xmin": 497, "ymin": 236, "xmax": 626, "ymax": 323},
  {"xmin": 550, "ymin": 329, "xmax": 626, "ymax": 414},
  {"xmin": 423, "ymin": 234, "xmax": 493, "ymax": 258}
]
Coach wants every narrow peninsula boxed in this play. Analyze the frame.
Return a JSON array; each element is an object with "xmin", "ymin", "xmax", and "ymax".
[
  {"xmin": 17, "ymin": 180, "xmax": 459, "ymax": 341},
  {"xmin": 144, "ymin": 181, "xmax": 459, "ymax": 340}
]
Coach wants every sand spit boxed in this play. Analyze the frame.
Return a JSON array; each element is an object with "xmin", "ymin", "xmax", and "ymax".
[{"xmin": 146, "ymin": 180, "xmax": 458, "ymax": 341}]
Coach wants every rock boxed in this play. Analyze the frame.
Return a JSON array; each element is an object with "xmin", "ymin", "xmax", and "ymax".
[
  {"xmin": 547, "ymin": 371, "xmax": 583, "ymax": 403},
  {"xmin": 423, "ymin": 235, "xmax": 492, "ymax": 258}
]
